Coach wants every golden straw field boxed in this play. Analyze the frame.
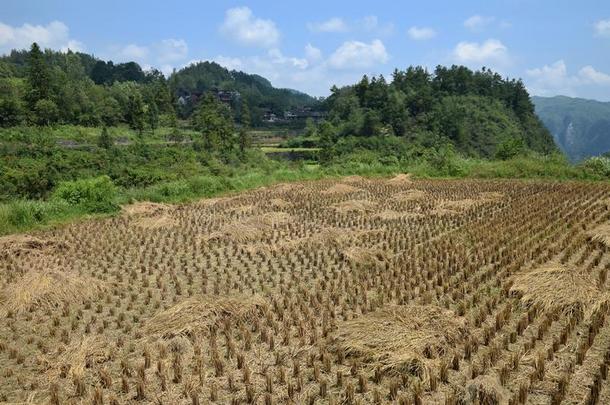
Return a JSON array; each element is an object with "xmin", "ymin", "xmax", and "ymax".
[{"xmin": 1, "ymin": 176, "xmax": 610, "ymax": 404}]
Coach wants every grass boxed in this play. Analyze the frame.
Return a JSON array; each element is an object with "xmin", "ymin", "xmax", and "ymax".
[{"xmin": 0, "ymin": 153, "xmax": 608, "ymax": 237}]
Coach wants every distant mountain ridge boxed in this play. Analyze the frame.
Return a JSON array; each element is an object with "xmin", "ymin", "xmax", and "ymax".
[{"xmin": 532, "ymin": 95, "xmax": 610, "ymax": 161}]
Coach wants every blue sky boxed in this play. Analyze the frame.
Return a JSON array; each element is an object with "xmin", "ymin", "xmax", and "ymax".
[{"xmin": 2, "ymin": 0, "xmax": 610, "ymax": 100}]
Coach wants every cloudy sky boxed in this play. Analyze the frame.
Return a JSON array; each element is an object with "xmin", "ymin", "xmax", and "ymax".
[{"xmin": 2, "ymin": 0, "xmax": 610, "ymax": 100}]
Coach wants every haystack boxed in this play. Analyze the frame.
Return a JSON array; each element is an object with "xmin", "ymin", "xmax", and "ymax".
[
  {"xmin": 341, "ymin": 246, "xmax": 387, "ymax": 269},
  {"xmin": 269, "ymin": 198, "xmax": 291, "ymax": 209},
  {"xmin": 374, "ymin": 210, "xmax": 423, "ymax": 221},
  {"xmin": 331, "ymin": 200, "xmax": 377, "ymax": 214},
  {"xmin": 439, "ymin": 199, "xmax": 478, "ymax": 211},
  {"xmin": 588, "ymin": 223, "xmax": 610, "ymax": 247},
  {"xmin": 0, "ymin": 235, "xmax": 67, "ymax": 259},
  {"xmin": 133, "ymin": 214, "xmax": 178, "ymax": 229},
  {"xmin": 47, "ymin": 336, "xmax": 114, "ymax": 377},
  {"xmin": 121, "ymin": 201, "xmax": 170, "ymax": 217},
  {"xmin": 387, "ymin": 173, "xmax": 413, "ymax": 186},
  {"xmin": 341, "ymin": 175, "xmax": 366, "ymax": 184},
  {"xmin": 478, "ymin": 192, "xmax": 505, "ymax": 202},
  {"xmin": 321, "ymin": 183, "xmax": 361, "ymax": 195},
  {"xmin": 206, "ymin": 214, "xmax": 290, "ymax": 244},
  {"xmin": 509, "ymin": 262, "xmax": 605, "ymax": 317},
  {"xmin": 332, "ymin": 305, "xmax": 467, "ymax": 381},
  {"xmin": 0, "ymin": 269, "xmax": 106, "ymax": 314},
  {"xmin": 125, "ymin": 202, "xmax": 178, "ymax": 229},
  {"xmin": 144, "ymin": 295, "xmax": 268, "ymax": 339},
  {"xmin": 393, "ymin": 189, "xmax": 426, "ymax": 202}
]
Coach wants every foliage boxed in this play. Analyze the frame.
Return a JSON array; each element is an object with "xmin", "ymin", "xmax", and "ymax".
[
  {"xmin": 52, "ymin": 175, "xmax": 118, "ymax": 213},
  {"xmin": 324, "ymin": 65, "xmax": 556, "ymax": 160}
]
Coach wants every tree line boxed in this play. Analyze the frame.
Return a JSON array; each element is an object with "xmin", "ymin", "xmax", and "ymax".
[
  {"xmin": 320, "ymin": 65, "xmax": 557, "ymax": 159},
  {"xmin": 0, "ymin": 44, "xmax": 318, "ymax": 129}
]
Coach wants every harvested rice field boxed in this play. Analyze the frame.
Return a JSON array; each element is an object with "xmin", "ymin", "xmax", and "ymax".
[{"xmin": 1, "ymin": 176, "xmax": 610, "ymax": 404}]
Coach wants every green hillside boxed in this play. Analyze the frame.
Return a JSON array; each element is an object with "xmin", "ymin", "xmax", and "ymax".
[
  {"xmin": 322, "ymin": 66, "xmax": 557, "ymax": 160},
  {"xmin": 532, "ymin": 95, "xmax": 610, "ymax": 162}
]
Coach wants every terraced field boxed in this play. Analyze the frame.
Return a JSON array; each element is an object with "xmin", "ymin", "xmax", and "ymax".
[{"xmin": 1, "ymin": 176, "xmax": 609, "ymax": 404}]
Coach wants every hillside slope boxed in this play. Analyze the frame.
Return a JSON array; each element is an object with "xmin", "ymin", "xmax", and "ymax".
[
  {"xmin": 533, "ymin": 95, "xmax": 610, "ymax": 161},
  {"xmin": 324, "ymin": 66, "xmax": 557, "ymax": 159}
]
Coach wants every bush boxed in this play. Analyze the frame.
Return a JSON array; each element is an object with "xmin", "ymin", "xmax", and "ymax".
[
  {"xmin": 581, "ymin": 156, "xmax": 610, "ymax": 178},
  {"xmin": 52, "ymin": 176, "xmax": 118, "ymax": 213},
  {"xmin": 0, "ymin": 199, "xmax": 71, "ymax": 230}
]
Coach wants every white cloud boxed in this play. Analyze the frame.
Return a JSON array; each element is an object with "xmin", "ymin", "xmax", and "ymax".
[
  {"xmin": 307, "ymin": 17, "xmax": 348, "ymax": 33},
  {"xmin": 0, "ymin": 20, "xmax": 84, "ymax": 54},
  {"xmin": 360, "ymin": 16, "xmax": 395, "ymax": 36},
  {"xmin": 220, "ymin": 7, "xmax": 279, "ymax": 48},
  {"xmin": 268, "ymin": 48, "xmax": 308, "ymax": 69},
  {"xmin": 328, "ymin": 39, "xmax": 389, "ymax": 69},
  {"xmin": 594, "ymin": 19, "xmax": 610, "ymax": 37},
  {"xmin": 106, "ymin": 39, "xmax": 189, "ymax": 74},
  {"xmin": 155, "ymin": 39, "xmax": 188, "ymax": 63},
  {"xmin": 408, "ymin": 26, "xmax": 437, "ymax": 40},
  {"xmin": 211, "ymin": 56, "xmax": 244, "ymax": 71},
  {"xmin": 526, "ymin": 60, "xmax": 610, "ymax": 98},
  {"xmin": 304, "ymin": 43, "xmax": 322, "ymax": 62},
  {"xmin": 578, "ymin": 65, "xmax": 610, "ymax": 84},
  {"xmin": 464, "ymin": 15, "xmax": 495, "ymax": 31},
  {"xmin": 452, "ymin": 39, "xmax": 509, "ymax": 66},
  {"xmin": 118, "ymin": 44, "xmax": 149, "ymax": 60}
]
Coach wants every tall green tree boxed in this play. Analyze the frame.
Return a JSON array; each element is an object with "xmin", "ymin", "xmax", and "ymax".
[
  {"xmin": 192, "ymin": 93, "xmax": 235, "ymax": 156},
  {"xmin": 98, "ymin": 126, "xmax": 113, "ymax": 149},
  {"xmin": 147, "ymin": 102, "xmax": 159, "ymax": 134},
  {"xmin": 238, "ymin": 99, "xmax": 252, "ymax": 157},
  {"xmin": 26, "ymin": 43, "xmax": 51, "ymax": 110},
  {"xmin": 127, "ymin": 92, "xmax": 145, "ymax": 135}
]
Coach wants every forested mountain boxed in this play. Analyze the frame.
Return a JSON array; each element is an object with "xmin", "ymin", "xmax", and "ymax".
[
  {"xmin": 532, "ymin": 96, "xmax": 610, "ymax": 162},
  {"xmin": 0, "ymin": 46, "xmax": 318, "ymax": 128},
  {"xmin": 322, "ymin": 66, "xmax": 557, "ymax": 159},
  {"xmin": 170, "ymin": 62, "xmax": 318, "ymax": 124}
]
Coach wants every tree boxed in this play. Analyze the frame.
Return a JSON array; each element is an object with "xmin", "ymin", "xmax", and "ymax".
[
  {"xmin": 192, "ymin": 93, "xmax": 235, "ymax": 156},
  {"xmin": 26, "ymin": 43, "xmax": 51, "ymax": 110},
  {"xmin": 127, "ymin": 92, "xmax": 145, "ymax": 135},
  {"xmin": 98, "ymin": 126, "xmax": 113, "ymax": 149},
  {"xmin": 318, "ymin": 121, "xmax": 337, "ymax": 163},
  {"xmin": 33, "ymin": 99, "xmax": 59, "ymax": 126},
  {"xmin": 147, "ymin": 102, "xmax": 159, "ymax": 134},
  {"xmin": 238, "ymin": 99, "xmax": 252, "ymax": 157}
]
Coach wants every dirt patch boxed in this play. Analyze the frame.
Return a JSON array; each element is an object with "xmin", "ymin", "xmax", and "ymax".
[
  {"xmin": 143, "ymin": 295, "xmax": 268, "ymax": 339},
  {"xmin": 332, "ymin": 305, "xmax": 467, "ymax": 381},
  {"xmin": 0, "ymin": 269, "xmax": 106, "ymax": 314},
  {"xmin": 509, "ymin": 262, "xmax": 606, "ymax": 317},
  {"xmin": 588, "ymin": 222, "xmax": 610, "ymax": 247}
]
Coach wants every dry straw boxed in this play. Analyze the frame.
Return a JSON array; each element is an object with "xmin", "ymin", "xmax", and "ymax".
[
  {"xmin": 332, "ymin": 305, "xmax": 467, "ymax": 383},
  {"xmin": 143, "ymin": 295, "xmax": 268, "ymax": 339}
]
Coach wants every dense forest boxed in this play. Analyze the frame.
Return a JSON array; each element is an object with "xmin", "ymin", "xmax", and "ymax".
[
  {"xmin": 0, "ymin": 44, "xmax": 318, "ymax": 128},
  {"xmin": 319, "ymin": 66, "xmax": 557, "ymax": 160}
]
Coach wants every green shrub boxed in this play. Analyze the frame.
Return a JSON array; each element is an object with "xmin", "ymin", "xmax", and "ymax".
[
  {"xmin": 581, "ymin": 157, "xmax": 610, "ymax": 178},
  {"xmin": 52, "ymin": 176, "xmax": 118, "ymax": 213}
]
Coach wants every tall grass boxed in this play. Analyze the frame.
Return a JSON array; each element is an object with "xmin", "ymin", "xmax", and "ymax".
[{"xmin": 1, "ymin": 154, "xmax": 607, "ymax": 236}]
